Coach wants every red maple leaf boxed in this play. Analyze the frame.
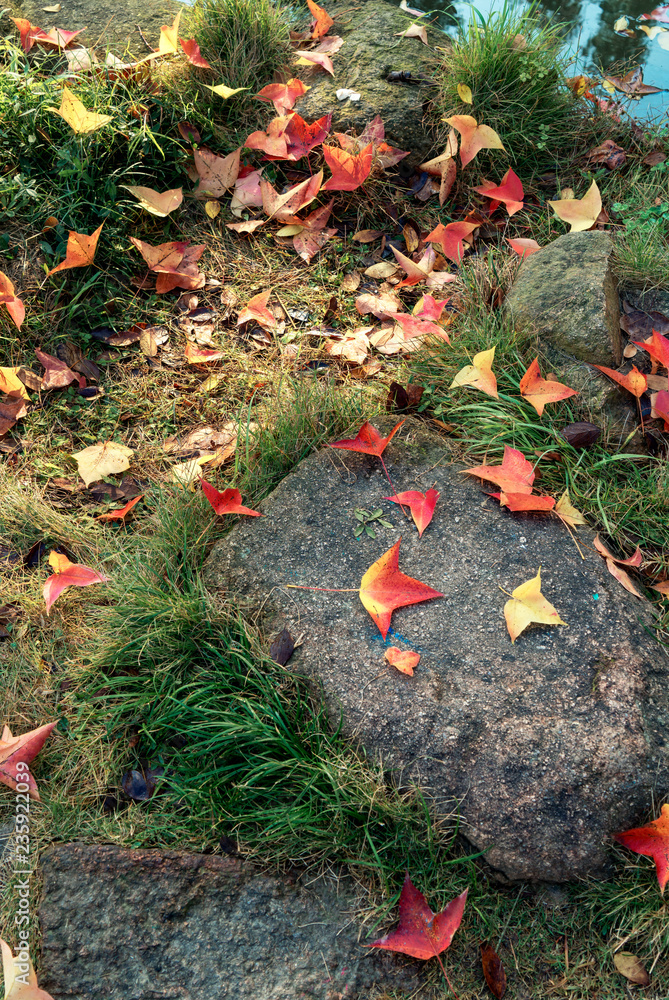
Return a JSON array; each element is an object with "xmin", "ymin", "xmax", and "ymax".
[
  {"xmin": 201, "ymin": 480, "xmax": 262, "ymax": 516},
  {"xmin": 359, "ymin": 540, "xmax": 442, "ymax": 639},
  {"xmin": 384, "ymin": 489, "xmax": 439, "ymax": 536},
  {"xmin": 366, "ymin": 872, "xmax": 467, "ymax": 971},
  {"xmin": 264, "ymin": 113, "xmax": 331, "ymax": 161},
  {"xmin": 256, "ymin": 79, "xmax": 310, "ymax": 115},
  {"xmin": 465, "ymin": 445, "xmax": 535, "ymax": 495},
  {"xmin": 43, "ymin": 552, "xmax": 109, "ymax": 614},
  {"xmin": 330, "ymin": 420, "xmax": 404, "ymax": 456},
  {"xmin": 614, "ymin": 804, "xmax": 669, "ymax": 893},
  {"xmin": 0, "ymin": 721, "xmax": 58, "ymax": 800},
  {"xmin": 96, "ymin": 495, "xmax": 144, "ymax": 522},
  {"xmin": 593, "ymin": 364, "xmax": 647, "ymax": 398},
  {"xmin": 322, "ymin": 142, "xmax": 373, "ymax": 191},
  {"xmin": 425, "ymin": 220, "xmax": 478, "ymax": 263},
  {"xmin": 10, "ymin": 16, "xmax": 47, "ymax": 52},
  {"xmin": 651, "ymin": 388, "xmax": 669, "ymax": 430},
  {"xmin": 507, "ymin": 237, "xmax": 541, "ymax": 258},
  {"xmin": 634, "ymin": 329, "xmax": 669, "ymax": 370},
  {"xmin": 179, "ymin": 38, "xmax": 212, "ymax": 68},
  {"xmin": 473, "ymin": 167, "xmax": 524, "ymax": 216}
]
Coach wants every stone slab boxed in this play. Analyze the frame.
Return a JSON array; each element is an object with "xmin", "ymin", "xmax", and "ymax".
[
  {"xmin": 203, "ymin": 418, "xmax": 669, "ymax": 881},
  {"xmin": 39, "ymin": 844, "xmax": 423, "ymax": 999}
]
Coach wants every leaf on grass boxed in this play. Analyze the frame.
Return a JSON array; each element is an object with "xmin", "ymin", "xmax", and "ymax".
[
  {"xmin": 330, "ymin": 420, "xmax": 403, "ymax": 457},
  {"xmin": 2, "ymin": 936, "xmax": 55, "ymax": 998},
  {"xmin": 322, "ymin": 143, "xmax": 373, "ymax": 191},
  {"xmin": 555, "ymin": 491, "xmax": 587, "ymax": 528},
  {"xmin": 201, "ymin": 479, "xmax": 262, "ymax": 516},
  {"xmin": 473, "ymin": 167, "xmax": 524, "ymax": 216},
  {"xmin": 0, "ymin": 271, "xmax": 25, "ymax": 330},
  {"xmin": 10, "ymin": 17, "xmax": 47, "ymax": 53},
  {"xmin": 226, "ymin": 219, "xmax": 265, "ymax": 234},
  {"xmin": 548, "ymin": 180, "xmax": 602, "ymax": 232},
  {"xmin": 96, "ymin": 494, "xmax": 143, "ymax": 522},
  {"xmin": 390, "ymin": 312, "xmax": 451, "ymax": 344},
  {"xmin": 44, "ymin": 550, "xmax": 108, "ymax": 615},
  {"xmin": 593, "ymin": 533, "xmax": 645, "ymax": 598},
  {"xmin": 592, "ymin": 363, "xmax": 647, "ymax": 398},
  {"xmin": 49, "ymin": 87, "xmax": 112, "ymax": 133},
  {"xmin": 519, "ymin": 357, "xmax": 577, "ymax": 415},
  {"xmin": 72, "ymin": 441, "xmax": 133, "ymax": 486},
  {"xmin": 385, "ymin": 647, "xmax": 420, "ymax": 675},
  {"xmin": 359, "ymin": 540, "xmax": 442, "ymax": 639},
  {"xmin": 237, "ymin": 290, "xmax": 277, "ymax": 330},
  {"xmin": 0, "ymin": 721, "xmax": 57, "ymax": 801},
  {"xmin": 634, "ymin": 329, "xmax": 669, "ymax": 369},
  {"xmin": 38, "ymin": 26, "xmax": 85, "ymax": 49},
  {"xmin": 445, "ymin": 114, "xmax": 505, "ymax": 167},
  {"xmin": 492, "ymin": 491, "xmax": 555, "ymax": 512},
  {"xmin": 47, "ymin": 223, "xmax": 103, "ymax": 275},
  {"xmin": 395, "ymin": 23, "xmax": 428, "ymax": 43},
  {"xmin": 294, "ymin": 50, "xmax": 335, "ymax": 75},
  {"xmin": 366, "ymin": 872, "xmax": 467, "ymax": 959},
  {"xmin": 205, "ymin": 82, "xmax": 250, "ymax": 99},
  {"xmin": 0, "ymin": 368, "xmax": 30, "ymax": 400},
  {"xmin": 261, "ymin": 171, "xmax": 323, "ymax": 220},
  {"xmin": 265, "ymin": 113, "xmax": 332, "ymax": 162},
  {"xmin": 120, "ymin": 185, "xmax": 183, "ymax": 217},
  {"xmin": 414, "ymin": 293, "xmax": 449, "ymax": 322},
  {"xmin": 256, "ymin": 79, "xmax": 309, "ymax": 114},
  {"xmin": 157, "ymin": 9, "xmax": 181, "ymax": 54},
  {"xmin": 481, "ymin": 942, "xmax": 507, "ymax": 999},
  {"xmin": 612, "ymin": 952, "xmax": 651, "ymax": 986},
  {"xmin": 35, "ymin": 348, "xmax": 77, "ymax": 389},
  {"xmin": 130, "ymin": 237, "xmax": 188, "ymax": 272},
  {"xmin": 389, "ymin": 245, "xmax": 456, "ymax": 291},
  {"xmin": 451, "ymin": 346, "xmax": 498, "ymax": 398},
  {"xmin": 356, "ymin": 290, "xmax": 402, "ymax": 320},
  {"xmin": 0, "ymin": 395, "xmax": 27, "ymax": 435},
  {"xmin": 425, "ymin": 220, "xmax": 478, "ymax": 263},
  {"xmin": 504, "ymin": 568, "xmax": 567, "ymax": 643},
  {"xmin": 245, "ymin": 116, "xmax": 291, "ymax": 157},
  {"xmin": 384, "ymin": 489, "xmax": 439, "ymax": 537},
  {"xmin": 507, "ymin": 237, "xmax": 541, "ymax": 257},
  {"xmin": 466, "ymin": 444, "xmax": 534, "ymax": 494},
  {"xmin": 457, "ymin": 82, "xmax": 473, "ymax": 103},
  {"xmin": 179, "ymin": 37, "xmax": 212, "ymax": 68},
  {"xmin": 651, "ymin": 388, "xmax": 669, "ymax": 430},
  {"xmin": 614, "ymin": 804, "xmax": 669, "ymax": 894},
  {"xmin": 193, "ymin": 147, "xmax": 241, "ymax": 197}
]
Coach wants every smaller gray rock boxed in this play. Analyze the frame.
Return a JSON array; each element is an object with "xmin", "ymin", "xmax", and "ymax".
[
  {"xmin": 39, "ymin": 844, "xmax": 422, "ymax": 1000},
  {"xmin": 506, "ymin": 232, "xmax": 622, "ymax": 366},
  {"xmin": 295, "ymin": 1, "xmax": 440, "ymax": 166}
]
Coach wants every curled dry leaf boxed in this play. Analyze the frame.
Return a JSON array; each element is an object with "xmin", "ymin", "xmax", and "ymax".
[
  {"xmin": 269, "ymin": 627, "xmax": 295, "ymax": 665},
  {"xmin": 481, "ymin": 942, "xmax": 507, "ymax": 999},
  {"xmin": 504, "ymin": 568, "xmax": 567, "ymax": 643},
  {"xmin": 44, "ymin": 551, "xmax": 109, "ymax": 615},
  {"xmin": 0, "ymin": 368, "xmax": 30, "ymax": 400},
  {"xmin": 307, "ymin": 0, "xmax": 334, "ymax": 39},
  {"xmin": 96, "ymin": 495, "xmax": 143, "ymax": 522},
  {"xmin": 385, "ymin": 646, "xmax": 420, "ymax": 675},
  {"xmin": 634, "ymin": 329, "xmax": 669, "ymax": 369},
  {"xmin": 395, "ymin": 23, "xmax": 428, "ymax": 43}
]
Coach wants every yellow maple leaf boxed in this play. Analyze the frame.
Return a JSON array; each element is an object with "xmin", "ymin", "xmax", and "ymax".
[
  {"xmin": 72, "ymin": 441, "xmax": 133, "ymax": 486},
  {"xmin": 450, "ymin": 346, "xmax": 498, "ymax": 398},
  {"xmin": 157, "ymin": 10, "xmax": 181, "ymax": 55},
  {"xmin": 48, "ymin": 87, "xmax": 112, "ymax": 134},
  {"xmin": 504, "ymin": 568, "xmax": 568, "ymax": 643},
  {"xmin": 548, "ymin": 180, "xmax": 602, "ymax": 233},
  {"xmin": 205, "ymin": 82, "xmax": 250, "ymax": 99},
  {"xmin": 457, "ymin": 83, "xmax": 473, "ymax": 104},
  {"xmin": 555, "ymin": 491, "xmax": 587, "ymax": 529}
]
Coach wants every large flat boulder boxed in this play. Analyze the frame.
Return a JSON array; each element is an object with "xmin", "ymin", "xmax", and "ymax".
[
  {"xmin": 203, "ymin": 418, "xmax": 669, "ymax": 882},
  {"xmin": 505, "ymin": 231, "xmax": 622, "ymax": 367},
  {"xmin": 39, "ymin": 844, "xmax": 422, "ymax": 999},
  {"xmin": 295, "ymin": 1, "xmax": 440, "ymax": 166}
]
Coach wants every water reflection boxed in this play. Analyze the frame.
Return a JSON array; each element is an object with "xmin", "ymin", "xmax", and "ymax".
[{"xmin": 423, "ymin": 0, "xmax": 669, "ymax": 119}]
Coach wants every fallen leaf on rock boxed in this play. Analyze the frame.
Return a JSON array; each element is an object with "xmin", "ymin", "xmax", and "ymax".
[
  {"xmin": 307, "ymin": 0, "xmax": 334, "ymax": 38},
  {"xmin": 205, "ymin": 82, "xmax": 249, "ymax": 99},
  {"xmin": 44, "ymin": 551, "xmax": 108, "ymax": 614},
  {"xmin": 49, "ymin": 86, "xmax": 112, "ymax": 133},
  {"xmin": 593, "ymin": 534, "xmax": 645, "ymax": 599},
  {"xmin": 592, "ymin": 363, "xmax": 647, "ymax": 398},
  {"xmin": 396, "ymin": 23, "xmax": 428, "ymax": 43},
  {"xmin": 474, "ymin": 167, "xmax": 524, "ymax": 216},
  {"xmin": 201, "ymin": 479, "xmax": 262, "ymax": 516},
  {"xmin": 560, "ymin": 421, "xmax": 601, "ymax": 448},
  {"xmin": 0, "ymin": 720, "xmax": 57, "ymax": 800},
  {"xmin": 507, "ymin": 237, "xmax": 541, "ymax": 257},
  {"xmin": 193, "ymin": 147, "xmax": 241, "ymax": 197},
  {"xmin": 493, "ymin": 491, "xmax": 555, "ymax": 512},
  {"xmin": 481, "ymin": 942, "xmax": 507, "ymax": 999},
  {"xmin": 269, "ymin": 627, "xmax": 295, "ymax": 665},
  {"xmin": 555, "ymin": 491, "xmax": 587, "ymax": 528},
  {"xmin": 466, "ymin": 444, "xmax": 534, "ymax": 494},
  {"xmin": 520, "ymin": 358, "xmax": 577, "ymax": 415},
  {"xmin": 445, "ymin": 114, "xmax": 505, "ymax": 167},
  {"xmin": 35, "ymin": 349, "xmax": 77, "ymax": 389},
  {"xmin": 385, "ymin": 647, "xmax": 420, "ymax": 675},
  {"xmin": 451, "ymin": 346, "xmax": 498, "ymax": 398},
  {"xmin": 72, "ymin": 441, "xmax": 133, "ymax": 486},
  {"xmin": 120, "ymin": 185, "xmax": 183, "ymax": 217},
  {"xmin": 426, "ymin": 220, "xmax": 478, "ymax": 263},
  {"xmin": 634, "ymin": 329, "xmax": 669, "ymax": 369},
  {"xmin": 612, "ymin": 952, "xmax": 651, "ymax": 986},
  {"xmin": 294, "ymin": 50, "xmax": 335, "ymax": 75},
  {"xmin": 256, "ymin": 79, "xmax": 309, "ymax": 114},
  {"xmin": 316, "ymin": 35, "xmax": 344, "ymax": 54},
  {"xmin": 504, "ymin": 568, "xmax": 567, "ymax": 642},
  {"xmin": 179, "ymin": 37, "xmax": 212, "ymax": 68},
  {"xmin": 360, "ymin": 539, "xmax": 442, "ymax": 639},
  {"xmin": 614, "ymin": 804, "xmax": 669, "ymax": 893},
  {"xmin": 385, "ymin": 489, "xmax": 439, "ymax": 536},
  {"xmin": 0, "ymin": 271, "xmax": 25, "ymax": 330},
  {"xmin": 323, "ymin": 143, "xmax": 373, "ymax": 191},
  {"xmin": 96, "ymin": 495, "xmax": 143, "ymax": 522},
  {"xmin": 548, "ymin": 180, "xmax": 601, "ymax": 232},
  {"xmin": 330, "ymin": 420, "xmax": 403, "ymax": 458},
  {"xmin": 47, "ymin": 223, "xmax": 103, "ymax": 276},
  {"xmin": 366, "ymin": 872, "xmax": 467, "ymax": 959}
]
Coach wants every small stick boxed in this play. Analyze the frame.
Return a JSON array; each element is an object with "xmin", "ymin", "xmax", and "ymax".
[{"xmin": 136, "ymin": 24, "xmax": 155, "ymax": 52}]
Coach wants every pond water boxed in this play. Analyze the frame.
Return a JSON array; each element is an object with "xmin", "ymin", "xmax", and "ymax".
[{"xmin": 428, "ymin": 0, "xmax": 669, "ymax": 121}]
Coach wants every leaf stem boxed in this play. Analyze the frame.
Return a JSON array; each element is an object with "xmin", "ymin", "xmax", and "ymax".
[
  {"xmin": 285, "ymin": 584, "xmax": 358, "ymax": 592},
  {"xmin": 435, "ymin": 953, "xmax": 461, "ymax": 1000}
]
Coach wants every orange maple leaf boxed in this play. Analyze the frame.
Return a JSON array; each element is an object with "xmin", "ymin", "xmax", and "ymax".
[
  {"xmin": 261, "ymin": 171, "xmax": 323, "ymax": 220},
  {"xmin": 473, "ymin": 167, "xmax": 524, "ymax": 216},
  {"xmin": 47, "ymin": 223, "xmax": 103, "ymax": 276},
  {"xmin": 179, "ymin": 38, "xmax": 212, "ymax": 69},
  {"xmin": 0, "ymin": 270, "xmax": 25, "ymax": 330},
  {"xmin": 634, "ymin": 329, "xmax": 669, "ymax": 370},
  {"xmin": 10, "ymin": 16, "xmax": 47, "ymax": 52},
  {"xmin": 385, "ymin": 647, "xmax": 420, "ymax": 675},
  {"xmin": 492, "ymin": 491, "xmax": 556, "ymax": 512},
  {"xmin": 201, "ymin": 480, "xmax": 262, "ymax": 516},
  {"xmin": 322, "ymin": 143, "xmax": 373, "ymax": 191},
  {"xmin": 307, "ymin": 0, "xmax": 334, "ymax": 38},
  {"xmin": 43, "ymin": 551, "xmax": 108, "ymax": 614},
  {"xmin": 96, "ymin": 495, "xmax": 143, "ymax": 522},
  {"xmin": 425, "ymin": 220, "xmax": 478, "ymax": 263},
  {"xmin": 0, "ymin": 721, "xmax": 57, "ymax": 801},
  {"xmin": 465, "ymin": 445, "xmax": 535, "ymax": 494},
  {"xmin": 389, "ymin": 245, "xmax": 457, "ymax": 291},
  {"xmin": 236, "ymin": 289, "xmax": 277, "ymax": 330},
  {"xmin": 359, "ymin": 539, "xmax": 443, "ymax": 639},
  {"xmin": 593, "ymin": 364, "xmax": 647, "ymax": 398},
  {"xmin": 445, "ymin": 114, "xmax": 505, "ymax": 167},
  {"xmin": 264, "ymin": 113, "xmax": 331, "ymax": 161},
  {"xmin": 256, "ymin": 79, "xmax": 310, "ymax": 115},
  {"xmin": 384, "ymin": 489, "xmax": 439, "ymax": 536},
  {"xmin": 519, "ymin": 357, "xmax": 577, "ymax": 416},
  {"xmin": 614, "ymin": 804, "xmax": 669, "ymax": 894}
]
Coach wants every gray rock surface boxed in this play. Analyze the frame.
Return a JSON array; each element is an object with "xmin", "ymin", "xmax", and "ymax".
[
  {"xmin": 203, "ymin": 418, "xmax": 669, "ymax": 882},
  {"xmin": 295, "ymin": 1, "xmax": 440, "ymax": 166},
  {"xmin": 506, "ymin": 231, "xmax": 622, "ymax": 366},
  {"xmin": 9, "ymin": 0, "xmax": 182, "ymax": 55},
  {"xmin": 39, "ymin": 844, "xmax": 422, "ymax": 999}
]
